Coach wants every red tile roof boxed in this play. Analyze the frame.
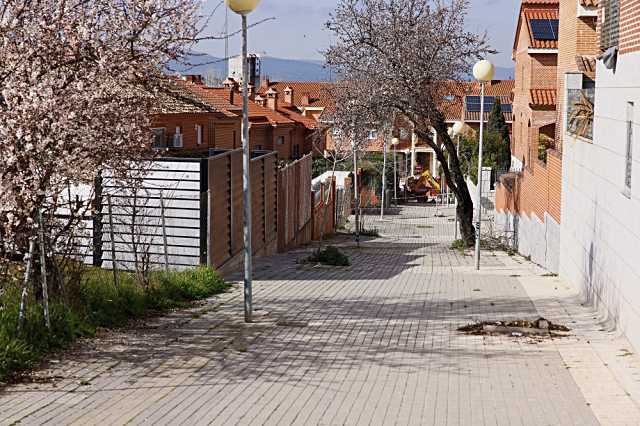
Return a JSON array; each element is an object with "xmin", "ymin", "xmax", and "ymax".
[
  {"xmin": 530, "ymin": 88, "xmax": 557, "ymax": 106},
  {"xmin": 258, "ymin": 81, "xmax": 334, "ymax": 109},
  {"xmin": 513, "ymin": 1, "xmax": 559, "ymax": 53},
  {"xmin": 275, "ymin": 104, "xmax": 319, "ymax": 129},
  {"xmin": 175, "ymin": 81, "xmax": 240, "ymax": 118},
  {"xmin": 202, "ymin": 87, "xmax": 296, "ymax": 126},
  {"xmin": 434, "ymin": 80, "xmax": 515, "ymax": 122},
  {"xmin": 154, "ymin": 79, "xmax": 224, "ymax": 115}
]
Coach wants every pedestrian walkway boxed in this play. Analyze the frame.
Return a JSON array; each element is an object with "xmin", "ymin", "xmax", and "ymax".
[{"xmin": 2, "ymin": 205, "xmax": 640, "ymax": 425}]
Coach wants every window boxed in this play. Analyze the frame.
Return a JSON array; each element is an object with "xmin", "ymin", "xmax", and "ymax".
[
  {"xmin": 173, "ymin": 126, "xmax": 183, "ymax": 148},
  {"xmin": 195, "ymin": 124, "xmax": 203, "ymax": 146},
  {"xmin": 625, "ymin": 102, "xmax": 634, "ymax": 194},
  {"xmin": 293, "ymin": 145, "xmax": 300, "ymax": 158},
  {"xmin": 368, "ymin": 130, "xmax": 378, "ymax": 140},
  {"xmin": 151, "ymin": 128, "xmax": 166, "ymax": 148},
  {"xmin": 277, "ymin": 136, "xmax": 285, "ymax": 145}
]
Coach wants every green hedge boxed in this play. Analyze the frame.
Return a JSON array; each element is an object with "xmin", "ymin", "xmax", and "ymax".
[{"xmin": 0, "ymin": 266, "xmax": 228, "ymax": 381}]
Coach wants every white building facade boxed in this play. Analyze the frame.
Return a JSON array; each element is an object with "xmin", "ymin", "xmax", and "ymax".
[{"xmin": 559, "ymin": 47, "xmax": 640, "ymax": 346}]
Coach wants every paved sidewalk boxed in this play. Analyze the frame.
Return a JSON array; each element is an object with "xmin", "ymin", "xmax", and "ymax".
[{"xmin": 1, "ymin": 205, "xmax": 640, "ymax": 425}]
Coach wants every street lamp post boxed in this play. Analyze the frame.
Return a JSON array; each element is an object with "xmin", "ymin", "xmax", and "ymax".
[
  {"xmin": 225, "ymin": 0, "xmax": 261, "ymax": 323},
  {"xmin": 451, "ymin": 121, "xmax": 464, "ymax": 241},
  {"xmin": 472, "ymin": 59, "xmax": 495, "ymax": 271},
  {"xmin": 381, "ymin": 136, "xmax": 387, "ymax": 219},
  {"xmin": 352, "ymin": 139, "xmax": 360, "ymax": 247},
  {"xmin": 392, "ymin": 137, "xmax": 400, "ymax": 206}
]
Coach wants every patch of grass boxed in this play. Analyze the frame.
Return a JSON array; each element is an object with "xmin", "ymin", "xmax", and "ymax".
[
  {"xmin": 450, "ymin": 239, "xmax": 466, "ymax": 252},
  {"xmin": 307, "ymin": 246, "xmax": 350, "ymax": 267},
  {"xmin": 0, "ymin": 266, "xmax": 228, "ymax": 382}
]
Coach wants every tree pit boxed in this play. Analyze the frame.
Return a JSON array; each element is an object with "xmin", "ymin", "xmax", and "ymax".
[{"xmin": 458, "ymin": 318, "xmax": 570, "ymax": 338}]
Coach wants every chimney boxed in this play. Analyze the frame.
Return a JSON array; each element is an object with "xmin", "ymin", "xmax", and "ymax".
[
  {"xmin": 283, "ymin": 86, "xmax": 293, "ymax": 104},
  {"xmin": 183, "ymin": 75, "xmax": 204, "ymax": 85},
  {"xmin": 301, "ymin": 93, "xmax": 311, "ymax": 106},
  {"xmin": 254, "ymin": 95, "xmax": 266, "ymax": 107},
  {"xmin": 265, "ymin": 87, "xmax": 278, "ymax": 111},
  {"xmin": 223, "ymin": 78, "xmax": 238, "ymax": 89},
  {"xmin": 247, "ymin": 83, "xmax": 255, "ymax": 100},
  {"xmin": 260, "ymin": 76, "xmax": 270, "ymax": 92}
]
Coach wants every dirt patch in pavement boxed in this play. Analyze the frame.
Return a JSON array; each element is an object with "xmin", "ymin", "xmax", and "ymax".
[{"xmin": 458, "ymin": 318, "xmax": 570, "ymax": 338}]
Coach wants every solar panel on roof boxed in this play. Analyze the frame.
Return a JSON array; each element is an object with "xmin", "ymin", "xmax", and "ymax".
[
  {"xmin": 530, "ymin": 19, "xmax": 558, "ymax": 41},
  {"xmin": 465, "ymin": 96, "xmax": 496, "ymax": 112},
  {"xmin": 501, "ymin": 104, "xmax": 512, "ymax": 113}
]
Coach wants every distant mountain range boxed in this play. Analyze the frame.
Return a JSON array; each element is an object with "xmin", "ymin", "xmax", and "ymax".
[
  {"xmin": 173, "ymin": 53, "xmax": 514, "ymax": 82},
  {"xmin": 174, "ymin": 54, "xmax": 335, "ymax": 82}
]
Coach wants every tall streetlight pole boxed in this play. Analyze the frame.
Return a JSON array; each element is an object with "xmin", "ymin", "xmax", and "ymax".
[
  {"xmin": 352, "ymin": 139, "xmax": 360, "ymax": 247},
  {"xmin": 472, "ymin": 59, "xmax": 495, "ymax": 271},
  {"xmin": 225, "ymin": 0, "xmax": 261, "ymax": 323},
  {"xmin": 381, "ymin": 136, "xmax": 387, "ymax": 219},
  {"xmin": 451, "ymin": 121, "xmax": 464, "ymax": 241},
  {"xmin": 392, "ymin": 137, "xmax": 400, "ymax": 206}
]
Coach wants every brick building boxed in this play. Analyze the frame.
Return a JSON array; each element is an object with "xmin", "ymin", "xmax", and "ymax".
[
  {"xmin": 495, "ymin": 0, "xmax": 565, "ymax": 272},
  {"xmin": 151, "ymin": 77, "xmax": 242, "ymax": 153},
  {"xmin": 559, "ymin": 0, "xmax": 640, "ymax": 350},
  {"xmin": 153, "ymin": 76, "xmax": 317, "ymax": 161}
]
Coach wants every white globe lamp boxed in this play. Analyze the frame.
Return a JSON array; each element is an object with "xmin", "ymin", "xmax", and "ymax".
[
  {"xmin": 472, "ymin": 59, "xmax": 495, "ymax": 82},
  {"xmin": 225, "ymin": 0, "xmax": 261, "ymax": 15},
  {"xmin": 452, "ymin": 121, "xmax": 464, "ymax": 136}
]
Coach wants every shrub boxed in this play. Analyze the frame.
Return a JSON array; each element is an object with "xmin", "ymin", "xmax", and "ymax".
[
  {"xmin": 450, "ymin": 239, "xmax": 466, "ymax": 252},
  {"xmin": 308, "ymin": 246, "xmax": 350, "ymax": 266}
]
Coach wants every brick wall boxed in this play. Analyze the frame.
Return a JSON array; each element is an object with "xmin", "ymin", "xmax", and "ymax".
[
  {"xmin": 620, "ymin": 0, "xmax": 640, "ymax": 54},
  {"xmin": 505, "ymin": 2, "xmax": 562, "ymax": 226},
  {"xmin": 151, "ymin": 113, "xmax": 239, "ymax": 151},
  {"xmin": 531, "ymin": 55, "xmax": 559, "ymax": 87},
  {"xmin": 556, "ymin": 1, "xmax": 598, "ymax": 147},
  {"xmin": 496, "ymin": 148, "xmax": 562, "ymax": 224},
  {"xmin": 272, "ymin": 127, "xmax": 293, "ymax": 159}
]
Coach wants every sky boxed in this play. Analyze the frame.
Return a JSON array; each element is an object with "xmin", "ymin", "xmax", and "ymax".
[{"xmin": 199, "ymin": 0, "xmax": 520, "ymax": 68}]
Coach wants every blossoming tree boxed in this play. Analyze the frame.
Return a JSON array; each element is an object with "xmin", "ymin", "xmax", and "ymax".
[
  {"xmin": 0, "ymin": 0, "xmax": 210, "ymax": 261},
  {"xmin": 325, "ymin": 0, "xmax": 494, "ymax": 246}
]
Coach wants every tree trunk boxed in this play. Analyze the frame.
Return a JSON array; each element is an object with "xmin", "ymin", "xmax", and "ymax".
[{"xmin": 414, "ymin": 125, "xmax": 476, "ymax": 247}]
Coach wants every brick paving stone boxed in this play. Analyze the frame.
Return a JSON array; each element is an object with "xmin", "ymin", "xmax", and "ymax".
[{"xmin": 2, "ymin": 205, "xmax": 640, "ymax": 425}]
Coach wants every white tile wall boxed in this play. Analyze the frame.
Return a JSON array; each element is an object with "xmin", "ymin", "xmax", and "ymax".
[{"xmin": 560, "ymin": 51, "xmax": 640, "ymax": 350}]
